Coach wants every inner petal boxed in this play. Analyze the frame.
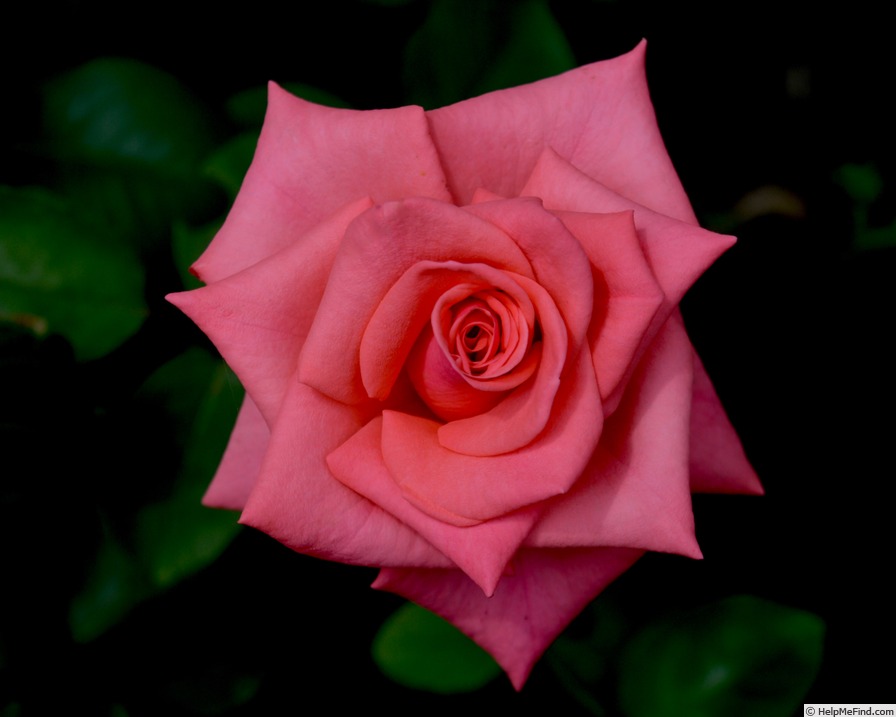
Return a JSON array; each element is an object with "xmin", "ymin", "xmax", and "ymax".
[{"xmin": 437, "ymin": 288, "xmax": 533, "ymax": 384}]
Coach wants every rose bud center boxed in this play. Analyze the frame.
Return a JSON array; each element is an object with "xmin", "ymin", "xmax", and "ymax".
[
  {"xmin": 407, "ymin": 285, "xmax": 541, "ymax": 422},
  {"xmin": 448, "ymin": 292, "xmax": 528, "ymax": 378}
]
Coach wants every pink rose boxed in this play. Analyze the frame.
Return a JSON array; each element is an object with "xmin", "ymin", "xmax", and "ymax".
[{"xmin": 168, "ymin": 41, "xmax": 761, "ymax": 688}]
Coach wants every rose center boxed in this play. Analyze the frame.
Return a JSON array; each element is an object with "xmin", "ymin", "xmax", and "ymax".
[{"xmin": 447, "ymin": 292, "xmax": 528, "ymax": 378}]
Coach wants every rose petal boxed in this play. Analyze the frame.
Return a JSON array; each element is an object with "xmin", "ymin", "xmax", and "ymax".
[
  {"xmin": 327, "ymin": 416, "xmax": 540, "ymax": 596},
  {"xmin": 436, "ymin": 271, "xmax": 569, "ymax": 456},
  {"xmin": 426, "ymin": 40, "xmax": 695, "ymax": 223},
  {"xmin": 689, "ymin": 350, "xmax": 763, "ymax": 495},
  {"xmin": 381, "ymin": 347, "xmax": 602, "ymax": 524},
  {"xmin": 373, "ymin": 546, "xmax": 643, "ymax": 690},
  {"xmin": 553, "ymin": 209, "xmax": 665, "ymax": 409},
  {"xmin": 193, "ymin": 85, "xmax": 452, "ymax": 283},
  {"xmin": 524, "ymin": 149, "xmax": 733, "ymax": 315},
  {"xmin": 406, "ymin": 326, "xmax": 509, "ymax": 421},
  {"xmin": 202, "ymin": 395, "xmax": 268, "ymax": 511},
  {"xmin": 525, "ymin": 314, "xmax": 702, "ymax": 559},
  {"xmin": 359, "ymin": 261, "xmax": 537, "ymax": 404},
  {"xmin": 299, "ymin": 198, "xmax": 535, "ymax": 404},
  {"xmin": 464, "ymin": 197, "xmax": 594, "ymax": 356},
  {"xmin": 523, "ymin": 149, "xmax": 735, "ymax": 412},
  {"xmin": 167, "ymin": 198, "xmax": 373, "ymax": 425},
  {"xmin": 239, "ymin": 380, "xmax": 451, "ymax": 569}
]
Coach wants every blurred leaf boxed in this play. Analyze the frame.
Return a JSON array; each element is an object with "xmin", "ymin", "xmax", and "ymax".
[
  {"xmin": 834, "ymin": 163, "xmax": 883, "ymax": 204},
  {"xmin": 41, "ymin": 58, "xmax": 219, "ymax": 247},
  {"xmin": 133, "ymin": 348, "xmax": 243, "ymax": 588},
  {"xmin": 69, "ymin": 350, "xmax": 242, "ymax": 640},
  {"xmin": 43, "ymin": 57, "xmax": 215, "ymax": 172},
  {"xmin": 852, "ymin": 224, "xmax": 896, "ymax": 251},
  {"xmin": 0, "ymin": 186, "xmax": 146, "ymax": 360},
  {"xmin": 404, "ymin": 0, "xmax": 575, "ymax": 108},
  {"xmin": 162, "ymin": 665, "xmax": 261, "ymax": 715},
  {"xmin": 372, "ymin": 602, "xmax": 501, "ymax": 693},
  {"xmin": 172, "ymin": 219, "xmax": 221, "ymax": 290},
  {"xmin": 69, "ymin": 517, "xmax": 152, "ymax": 643},
  {"xmin": 202, "ymin": 132, "xmax": 259, "ymax": 201},
  {"xmin": 547, "ymin": 598, "xmax": 626, "ymax": 715},
  {"xmin": 618, "ymin": 595, "xmax": 824, "ymax": 717},
  {"xmin": 833, "ymin": 163, "xmax": 896, "ymax": 250},
  {"xmin": 227, "ymin": 83, "xmax": 350, "ymax": 128}
]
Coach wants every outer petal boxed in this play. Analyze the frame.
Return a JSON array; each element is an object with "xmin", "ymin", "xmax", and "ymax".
[
  {"xmin": 327, "ymin": 416, "xmax": 540, "ymax": 596},
  {"xmin": 239, "ymin": 379, "xmax": 451, "ymax": 569},
  {"xmin": 167, "ymin": 198, "xmax": 373, "ymax": 425},
  {"xmin": 523, "ymin": 149, "xmax": 734, "ymax": 414},
  {"xmin": 193, "ymin": 85, "xmax": 452, "ymax": 283},
  {"xmin": 553, "ymin": 210, "xmax": 665, "ymax": 409},
  {"xmin": 202, "ymin": 395, "xmax": 268, "ymax": 511},
  {"xmin": 525, "ymin": 314, "xmax": 702, "ymax": 560},
  {"xmin": 426, "ymin": 41, "xmax": 695, "ymax": 223},
  {"xmin": 373, "ymin": 547, "xmax": 643, "ymax": 690},
  {"xmin": 689, "ymin": 350, "xmax": 763, "ymax": 494}
]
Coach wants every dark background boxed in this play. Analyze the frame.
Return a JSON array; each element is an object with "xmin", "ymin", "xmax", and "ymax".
[{"xmin": 1, "ymin": 0, "xmax": 892, "ymax": 713}]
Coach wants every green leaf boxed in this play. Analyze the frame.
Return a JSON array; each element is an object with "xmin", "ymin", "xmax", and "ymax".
[
  {"xmin": 547, "ymin": 598, "xmax": 626, "ymax": 715},
  {"xmin": 41, "ymin": 58, "xmax": 219, "ymax": 247},
  {"xmin": 161, "ymin": 665, "xmax": 261, "ymax": 715},
  {"xmin": 69, "ymin": 350, "xmax": 243, "ymax": 641},
  {"xmin": 133, "ymin": 349, "xmax": 243, "ymax": 589},
  {"xmin": 372, "ymin": 602, "xmax": 501, "ymax": 693},
  {"xmin": 833, "ymin": 163, "xmax": 883, "ymax": 205},
  {"xmin": 618, "ymin": 595, "xmax": 824, "ymax": 717},
  {"xmin": 43, "ymin": 58, "xmax": 216, "ymax": 173},
  {"xmin": 202, "ymin": 132, "xmax": 259, "ymax": 201},
  {"xmin": 0, "ymin": 186, "xmax": 146, "ymax": 360},
  {"xmin": 404, "ymin": 0, "xmax": 575, "ymax": 108},
  {"xmin": 69, "ymin": 517, "xmax": 152, "ymax": 643}
]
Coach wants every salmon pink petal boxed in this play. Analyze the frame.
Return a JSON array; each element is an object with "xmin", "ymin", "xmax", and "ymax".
[
  {"xmin": 239, "ymin": 380, "xmax": 451, "ymax": 569},
  {"xmin": 524, "ymin": 149, "xmax": 733, "ymax": 325},
  {"xmin": 381, "ymin": 348, "xmax": 602, "ymax": 525},
  {"xmin": 360, "ymin": 261, "xmax": 537, "ymax": 405},
  {"xmin": 327, "ymin": 416, "xmax": 541, "ymax": 596},
  {"xmin": 202, "ymin": 396, "xmax": 268, "ymax": 511},
  {"xmin": 193, "ymin": 86, "xmax": 452, "ymax": 283},
  {"xmin": 299, "ymin": 198, "xmax": 534, "ymax": 404},
  {"xmin": 553, "ymin": 209, "xmax": 665, "ymax": 411},
  {"xmin": 373, "ymin": 547, "xmax": 643, "ymax": 690},
  {"xmin": 406, "ymin": 326, "xmax": 509, "ymax": 421},
  {"xmin": 167, "ymin": 198, "xmax": 373, "ymax": 424},
  {"xmin": 689, "ymin": 351, "xmax": 763, "ymax": 495},
  {"xmin": 436, "ymin": 272, "xmax": 569, "ymax": 456},
  {"xmin": 464, "ymin": 198, "xmax": 594, "ymax": 355},
  {"xmin": 426, "ymin": 41, "xmax": 695, "ymax": 223},
  {"xmin": 524, "ymin": 150, "xmax": 734, "ymax": 411},
  {"xmin": 525, "ymin": 314, "xmax": 701, "ymax": 559}
]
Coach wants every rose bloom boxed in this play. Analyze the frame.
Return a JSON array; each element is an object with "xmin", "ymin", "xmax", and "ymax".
[{"xmin": 169, "ymin": 42, "xmax": 761, "ymax": 688}]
